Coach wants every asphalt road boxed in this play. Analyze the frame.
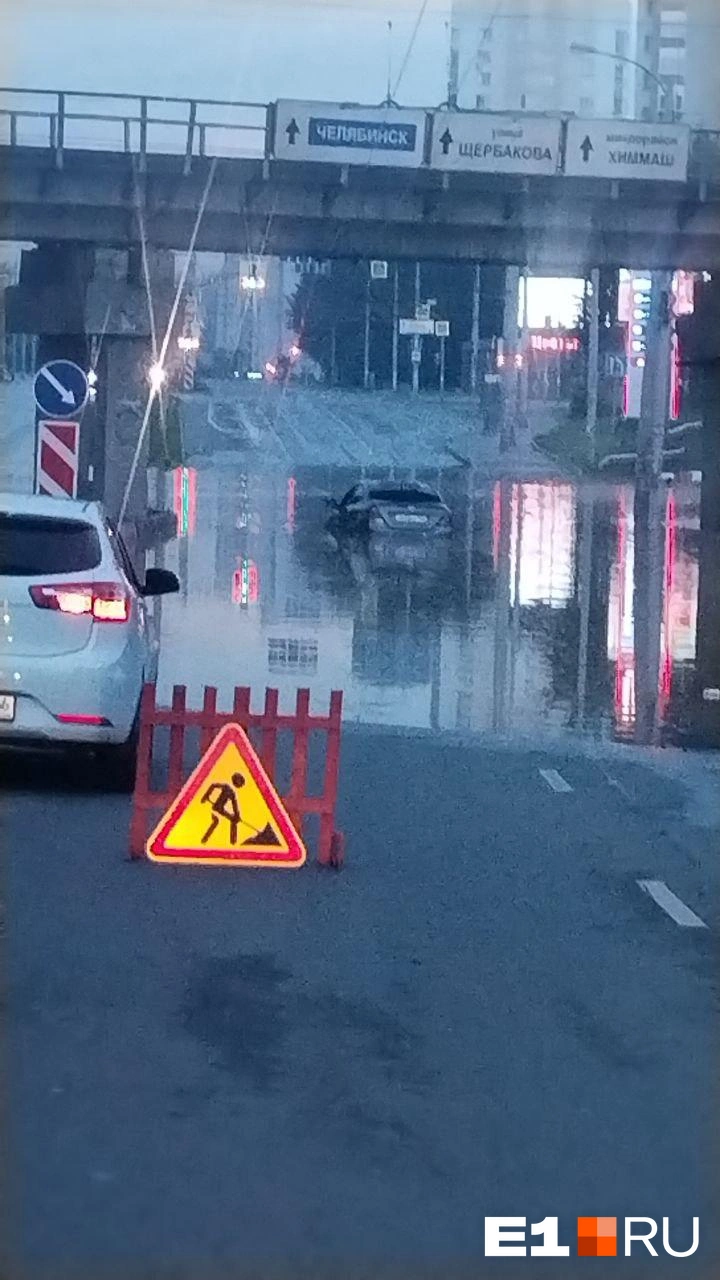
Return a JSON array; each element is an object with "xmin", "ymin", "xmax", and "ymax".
[
  {"xmin": 2, "ymin": 731, "xmax": 718, "ymax": 1278},
  {"xmin": 2, "ymin": 380, "xmax": 719, "ymax": 1276}
]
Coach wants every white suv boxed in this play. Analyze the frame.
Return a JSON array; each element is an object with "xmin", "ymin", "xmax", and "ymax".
[{"xmin": 0, "ymin": 493, "xmax": 178, "ymax": 789}]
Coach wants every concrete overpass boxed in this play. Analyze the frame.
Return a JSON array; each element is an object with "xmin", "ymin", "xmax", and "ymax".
[{"xmin": 1, "ymin": 88, "xmax": 720, "ymax": 270}]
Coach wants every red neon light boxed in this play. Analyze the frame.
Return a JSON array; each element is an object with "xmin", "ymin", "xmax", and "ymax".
[
  {"xmin": 529, "ymin": 334, "xmax": 581, "ymax": 354},
  {"xmin": 56, "ymin": 713, "xmax": 109, "ymax": 725},
  {"xmin": 659, "ymin": 491, "xmax": 677, "ymax": 717},
  {"xmin": 172, "ymin": 467, "xmax": 197, "ymax": 537},
  {"xmin": 232, "ymin": 559, "xmax": 259, "ymax": 606},
  {"xmin": 613, "ymin": 488, "xmax": 633, "ymax": 728}
]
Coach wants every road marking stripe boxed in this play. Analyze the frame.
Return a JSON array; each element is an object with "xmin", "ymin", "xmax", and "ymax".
[
  {"xmin": 539, "ymin": 768, "xmax": 573, "ymax": 793},
  {"xmin": 637, "ymin": 880, "xmax": 708, "ymax": 929}
]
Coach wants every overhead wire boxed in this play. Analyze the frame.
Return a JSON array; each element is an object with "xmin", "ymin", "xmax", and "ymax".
[
  {"xmin": 392, "ymin": 0, "xmax": 430, "ymax": 100},
  {"xmin": 118, "ymin": 156, "xmax": 218, "ymax": 530}
]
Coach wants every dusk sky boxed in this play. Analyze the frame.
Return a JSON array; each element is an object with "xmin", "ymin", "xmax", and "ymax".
[{"xmin": 2, "ymin": 0, "xmax": 452, "ymax": 107}]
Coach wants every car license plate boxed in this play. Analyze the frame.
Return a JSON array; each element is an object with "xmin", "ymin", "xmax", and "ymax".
[
  {"xmin": 0, "ymin": 694, "xmax": 16, "ymax": 722},
  {"xmin": 395, "ymin": 513, "xmax": 427, "ymax": 526}
]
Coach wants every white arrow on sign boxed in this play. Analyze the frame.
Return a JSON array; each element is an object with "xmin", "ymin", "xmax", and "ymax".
[{"xmin": 41, "ymin": 366, "xmax": 76, "ymax": 406}]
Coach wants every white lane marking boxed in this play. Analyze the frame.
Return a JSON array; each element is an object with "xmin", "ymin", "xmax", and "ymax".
[
  {"xmin": 637, "ymin": 880, "xmax": 708, "ymax": 929},
  {"xmin": 539, "ymin": 768, "xmax": 573, "ymax": 793}
]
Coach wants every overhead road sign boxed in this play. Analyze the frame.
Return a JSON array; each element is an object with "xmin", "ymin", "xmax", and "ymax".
[
  {"xmin": 565, "ymin": 119, "xmax": 690, "ymax": 181},
  {"xmin": 399, "ymin": 318, "xmax": 435, "ymax": 336},
  {"xmin": 146, "ymin": 723, "xmax": 307, "ymax": 868},
  {"xmin": 273, "ymin": 100, "xmax": 426, "ymax": 168},
  {"xmin": 430, "ymin": 111, "xmax": 562, "ymax": 176},
  {"xmin": 34, "ymin": 360, "xmax": 89, "ymax": 419}
]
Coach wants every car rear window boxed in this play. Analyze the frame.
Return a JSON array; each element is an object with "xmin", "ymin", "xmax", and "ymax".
[
  {"xmin": 0, "ymin": 514, "xmax": 102, "ymax": 576},
  {"xmin": 368, "ymin": 489, "xmax": 441, "ymax": 504}
]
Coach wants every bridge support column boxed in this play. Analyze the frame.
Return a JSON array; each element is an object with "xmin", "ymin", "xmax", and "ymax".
[{"xmin": 6, "ymin": 244, "xmax": 178, "ymax": 559}]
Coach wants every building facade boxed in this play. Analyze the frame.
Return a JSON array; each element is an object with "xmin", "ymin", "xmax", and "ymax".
[{"xmin": 448, "ymin": 0, "xmax": 720, "ymax": 127}]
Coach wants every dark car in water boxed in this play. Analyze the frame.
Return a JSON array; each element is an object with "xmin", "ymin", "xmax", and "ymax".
[
  {"xmin": 326, "ymin": 481, "xmax": 452, "ymax": 539},
  {"xmin": 326, "ymin": 481, "xmax": 453, "ymax": 576}
]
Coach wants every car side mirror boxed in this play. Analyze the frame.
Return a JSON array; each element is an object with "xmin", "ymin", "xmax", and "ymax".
[{"xmin": 143, "ymin": 567, "xmax": 180, "ymax": 597}]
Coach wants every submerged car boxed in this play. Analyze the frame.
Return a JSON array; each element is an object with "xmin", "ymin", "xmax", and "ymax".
[
  {"xmin": 326, "ymin": 481, "xmax": 453, "ymax": 576},
  {"xmin": 0, "ymin": 493, "xmax": 179, "ymax": 788},
  {"xmin": 326, "ymin": 481, "xmax": 452, "ymax": 539}
]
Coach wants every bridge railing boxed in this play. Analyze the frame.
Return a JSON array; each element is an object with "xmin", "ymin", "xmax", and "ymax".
[
  {"xmin": 2, "ymin": 86, "xmax": 720, "ymax": 186},
  {"xmin": 0, "ymin": 87, "xmax": 268, "ymax": 170}
]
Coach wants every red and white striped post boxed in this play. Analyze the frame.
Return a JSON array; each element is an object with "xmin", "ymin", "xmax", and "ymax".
[{"xmin": 35, "ymin": 419, "xmax": 80, "ymax": 498}]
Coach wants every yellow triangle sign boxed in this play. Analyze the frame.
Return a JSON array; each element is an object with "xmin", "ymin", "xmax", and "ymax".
[{"xmin": 146, "ymin": 723, "xmax": 306, "ymax": 868}]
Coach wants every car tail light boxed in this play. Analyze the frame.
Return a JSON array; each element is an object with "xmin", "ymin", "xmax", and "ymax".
[{"xmin": 29, "ymin": 582, "xmax": 130, "ymax": 623}]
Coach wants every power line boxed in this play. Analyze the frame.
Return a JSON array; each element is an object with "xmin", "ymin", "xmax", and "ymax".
[{"xmin": 392, "ymin": 0, "xmax": 430, "ymax": 100}]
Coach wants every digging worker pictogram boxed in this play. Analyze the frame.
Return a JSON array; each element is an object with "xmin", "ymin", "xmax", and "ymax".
[{"xmin": 201, "ymin": 772, "xmax": 258, "ymax": 845}]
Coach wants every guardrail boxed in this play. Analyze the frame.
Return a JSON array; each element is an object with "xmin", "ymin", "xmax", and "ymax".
[
  {"xmin": 0, "ymin": 87, "xmax": 268, "ymax": 171},
  {"xmin": 1, "ymin": 86, "xmax": 720, "ymax": 185}
]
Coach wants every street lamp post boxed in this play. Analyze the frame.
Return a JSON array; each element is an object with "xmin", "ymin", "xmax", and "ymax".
[{"xmin": 569, "ymin": 42, "xmax": 672, "ymax": 121}]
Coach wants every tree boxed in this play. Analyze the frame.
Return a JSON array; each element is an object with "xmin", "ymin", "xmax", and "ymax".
[{"xmin": 290, "ymin": 260, "xmax": 505, "ymax": 390}]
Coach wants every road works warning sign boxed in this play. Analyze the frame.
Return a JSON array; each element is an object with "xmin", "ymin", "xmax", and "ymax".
[
  {"xmin": 565, "ymin": 119, "xmax": 690, "ymax": 181},
  {"xmin": 146, "ymin": 724, "xmax": 306, "ymax": 867}
]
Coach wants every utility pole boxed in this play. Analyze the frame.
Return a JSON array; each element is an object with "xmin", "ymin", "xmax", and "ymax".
[
  {"xmin": 586, "ymin": 267, "xmax": 600, "ymax": 447},
  {"xmin": 363, "ymin": 267, "xmax": 371, "ymax": 391},
  {"xmin": 500, "ymin": 266, "xmax": 520, "ymax": 450},
  {"xmin": 632, "ymin": 55, "xmax": 674, "ymax": 744},
  {"xmin": 392, "ymin": 262, "xmax": 399, "ymax": 391},
  {"xmin": 633, "ymin": 269, "xmax": 673, "ymax": 744},
  {"xmin": 519, "ymin": 268, "xmax": 530, "ymax": 418},
  {"xmin": 412, "ymin": 261, "xmax": 422, "ymax": 394},
  {"xmin": 575, "ymin": 491, "xmax": 595, "ymax": 727},
  {"xmin": 470, "ymin": 263, "xmax": 481, "ymax": 393}
]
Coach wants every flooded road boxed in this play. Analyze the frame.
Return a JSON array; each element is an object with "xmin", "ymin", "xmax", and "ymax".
[
  {"xmin": 154, "ymin": 458, "xmax": 710, "ymax": 747},
  {"xmin": 4, "ymin": 393, "xmax": 720, "ymax": 1274}
]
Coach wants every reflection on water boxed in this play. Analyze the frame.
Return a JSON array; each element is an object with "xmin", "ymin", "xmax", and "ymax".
[
  {"xmin": 606, "ymin": 482, "xmax": 700, "ymax": 740},
  {"xmin": 154, "ymin": 460, "xmax": 712, "ymax": 748},
  {"xmin": 508, "ymin": 483, "xmax": 576, "ymax": 609}
]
